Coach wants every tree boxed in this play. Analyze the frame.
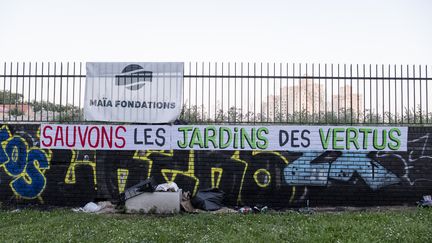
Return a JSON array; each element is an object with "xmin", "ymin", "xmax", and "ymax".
[{"xmin": 0, "ymin": 90, "xmax": 23, "ymax": 104}]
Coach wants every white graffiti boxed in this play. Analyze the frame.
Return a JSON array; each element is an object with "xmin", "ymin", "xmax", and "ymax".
[
  {"xmin": 376, "ymin": 133, "xmax": 432, "ymax": 186},
  {"xmin": 284, "ymin": 151, "xmax": 400, "ymax": 190}
]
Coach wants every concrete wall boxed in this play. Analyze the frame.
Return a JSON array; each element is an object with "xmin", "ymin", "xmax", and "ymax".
[{"xmin": 1, "ymin": 124, "xmax": 431, "ymax": 207}]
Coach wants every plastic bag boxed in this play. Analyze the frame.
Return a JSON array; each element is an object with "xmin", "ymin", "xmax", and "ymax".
[
  {"xmin": 191, "ymin": 188, "xmax": 225, "ymax": 211},
  {"xmin": 155, "ymin": 182, "xmax": 179, "ymax": 192}
]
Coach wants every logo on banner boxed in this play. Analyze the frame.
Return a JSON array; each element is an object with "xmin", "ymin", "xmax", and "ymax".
[
  {"xmin": 115, "ymin": 64, "xmax": 152, "ymax": 90},
  {"xmin": 84, "ymin": 62, "xmax": 183, "ymax": 123}
]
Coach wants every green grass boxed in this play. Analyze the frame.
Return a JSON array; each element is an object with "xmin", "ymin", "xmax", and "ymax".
[{"xmin": 0, "ymin": 209, "xmax": 431, "ymax": 242}]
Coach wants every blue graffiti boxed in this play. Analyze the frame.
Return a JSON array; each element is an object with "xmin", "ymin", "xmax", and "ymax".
[
  {"xmin": 283, "ymin": 152, "xmax": 400, "ymax": 190},
  {"xmin": 0, "ymin": 126, "xmax": 50, "ymax": 199}
]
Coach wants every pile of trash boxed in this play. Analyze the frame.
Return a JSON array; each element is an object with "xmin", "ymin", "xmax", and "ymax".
[{"xmin": 72, "ymin": 177, "xmax": 270, "ymax": 214}]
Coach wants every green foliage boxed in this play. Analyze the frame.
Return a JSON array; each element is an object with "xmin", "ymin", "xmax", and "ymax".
[
  {"xmin": 8, "ymin": 107, "xmax": 24, "ymax": 117},
  {"xmin": 0, "ymin": 90, "xmax": 23, "ymax": 104},
  {"xmin": 30, "ymin": 101, "xmax": 83, "ymax": 122},
  {"xmin": 0, "ymin": 209, "xmax": 430, "ymax": 242},
  {"xmin": 180, "ymin": 105, "xmax": 432, "ymax": 125}
]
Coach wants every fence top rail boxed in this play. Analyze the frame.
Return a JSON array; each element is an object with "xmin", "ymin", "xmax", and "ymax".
[{"xmin": 0, "ymin": 74, "xmax": 430, "ymax": 80}]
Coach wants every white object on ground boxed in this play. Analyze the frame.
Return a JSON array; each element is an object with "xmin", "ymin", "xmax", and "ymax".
[
  {"xmin": 155, "ymin": 182, "xmax": 179, "ymax": 192},
  {"xmin": 72, "ymin": 202, "xmax": 101, "ymax": 213}
]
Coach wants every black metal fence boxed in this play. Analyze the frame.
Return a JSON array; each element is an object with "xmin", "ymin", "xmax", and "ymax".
[{"xmin": 0, "ymin": 62, "xmax": 431, "ymax": 125}]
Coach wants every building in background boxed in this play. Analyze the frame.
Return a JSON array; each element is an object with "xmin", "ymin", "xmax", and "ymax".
[{"xmin": 263, "ymin": 79, "xmax": 363, "ymax": 121}]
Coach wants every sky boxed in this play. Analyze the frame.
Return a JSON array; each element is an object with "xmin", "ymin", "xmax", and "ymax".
[{"xmin": 0, "ymin": 0, "xmax": 431, "ymax": 64}]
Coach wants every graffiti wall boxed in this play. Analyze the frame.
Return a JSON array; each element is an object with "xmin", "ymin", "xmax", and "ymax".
[{"xmin": 1, "ymin": 124, "xmax": 431, "ymax": 207}]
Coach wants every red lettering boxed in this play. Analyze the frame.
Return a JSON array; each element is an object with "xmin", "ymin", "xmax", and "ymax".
[
  {"xmin": 54, "ymin": 126, "xmax": 64, "ymax": 147},
  {"xmin": 41, "ymin": 125, "xmax": 53, "ymax": 147},
  {"xmin": 101, "ymin": 126, "xmax": 113, "ymax": 148},
  {"xmin": 78, "ymin": 126, "xmax": 89, "ymax": 147},
  {"xmin": 65, "ymin": 126, "xmax": 76, "ymax": 147},
  {"xmin": 88, "ymin": 126, "xmax": 100, "ymax": 148},
  {"xmin": 115, "ymin": 126, "xmax": 126, "ymax": 148}
]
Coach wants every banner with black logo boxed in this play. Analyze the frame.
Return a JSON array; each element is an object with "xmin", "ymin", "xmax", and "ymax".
[{"xmin": 84, "ymin": 62, "xmax": 183, "ymax": 123}]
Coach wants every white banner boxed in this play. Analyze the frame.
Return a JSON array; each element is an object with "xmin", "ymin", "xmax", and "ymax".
[
  {"xmin": 84, "ymin": 62, "xmax": 183, "ymax": 123},
  {"xmin": 41, "ymin": 124, "xmax": 408, "ymax": 151},
  {"xmin": 40, "ymin": 124, "xmax": 170, "ymax": 150}
]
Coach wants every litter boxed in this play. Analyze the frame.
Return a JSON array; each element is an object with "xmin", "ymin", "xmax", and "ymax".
[
  {"xmin": 72, "ymin": 202, "xmax": 101, "ymax": 213},
  {"xmin": 253, "ymin": 205, "xmax": 269, "ymax": 213},
  {"xmin": 180, "ymin": 191, "xmax": 195, "ymax": 213},
  {"xmin": 417, "ymin": 195, "xmax": 432, "ymax": 207},
  {"xmin": 238, "ymin": 206, "xmax": 252, "ymax": 214},
  {"xmin": 191, "ymin": 188, "xmax": 225, "ymax": 211},
  {"xmin": 119, "ymin": 177, "xmax": 156, "ymax": 202},
  {"xmin": 155, "ymin": 182, "xmax": 179, "ymax": 192},
  {"xmin": 72, "ymin": 201, "xmax": 116, "ymax": 213}
]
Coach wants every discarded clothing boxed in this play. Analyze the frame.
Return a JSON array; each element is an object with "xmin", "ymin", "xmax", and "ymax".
[{"xmin": 155, "ymin": 182, "xmax": 179, "ymax": 192}]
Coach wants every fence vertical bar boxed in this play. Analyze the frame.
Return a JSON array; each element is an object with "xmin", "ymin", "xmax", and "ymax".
[
  {"xmin": 318, "ymin": 63, "xmax": 321, "ymax": 123},
  {"xmin": 79, "ymin": 62, "xmax": 82, "ymax": 120},
  {"xmin": 66, "ymin": 62, "xmax": 70, "ymax": 121},
  {"xmin": 350, "ymin": 64, "xmax": 353, "ymax": 125},
  {"xmin": 248, "ymin": 63, "xmax": 251, "ymax": 123},
  {"xmin": 293, "ymin": 63, "xmax": 295, "ymax": 123},
  {"xmin": 267, "ymin": 63, "xmax": 276, "ymax": 122},
  {"xmin": 221, "ymin": 62, "xmax": 224, "ymax": 122},
  {"xmin": 227, "ymin": 62, "xmax": 230, "ymax": 123},
  {"xmin": 14, "ymin": 62, "xmax": 19, "ymax": 121},
  {"xmin": 387, "ymin": 64, "xmax": 392, "ymax": 123},
  {"xmin": 59, "ymin": 63, "xmax": 63, "ymax": 121},
  {"xmin": 21, "ymin": 62, "xmax": 25, "ymax": 121},
  {"xmin": 260, "ymin": 63, "xmax": 263, "ymax": 123},
  {"xmin": 363, "ymin": 64, "xmax": 366, "ymax": 123},
  {"xmin": 331, "ymin": 64, "xmax": 334, "ymax": 123},
  {"xmin": 52, "ymin": 63, "xmax": 56, "ymax": 121},
  {"xmin": 234, "ymin": 62, "xmax": 237, "ymax": 123},
  {"xmin": 188, "ymin": 62, "xmax": 191, "ymax": 121},
  {"xmin": 419, "ymin": 65, "xmax": 422, "ymax": 124},
  {"xmin": 369, "ymin": 64, "xmax": 372, "ymax": 124},
  {"xmin": 427, "ymin": 65, "xmax": 429, "ymax": 124},
  {"xmin": 286, "ymin": 63, "xmax": 289, "ymax": 123},
  {"xmin": 195, "ymin": 62, "xmax": 199, "ymax": 122},
  {"xmin": 208, "ymin": 62, "xmax": 211, "ymax": 123},
  {"xmin": 394, "ymin": 65, "xmax": 397, "ymax": 123},
  {"xmin": 400, "ymin": 65, "xmax": 403, "ymax": 124},
  {"xmin": 28, "ymin": 63, "xmax": 32, "ymax": 122},
  {"xmin": 407, "ymin": 65, "xmax": 410, "ymax": 124},
  {"xmin": 33, "ymin": 63, "xmax": 37, "ymax": 122},
  {"xmin": 240, "ymin": 62, "xmax": 243, "ymax": 123},
  {"xmin": 337, "ymin": 64, "xmax": 340, "ymax": 123},
  {"xmin": 312, "ymin": 63, "xmax": 315, "ymax": 123},
  {"xmin": 272, "ymin": 63, "xmax": 275, "ymax": 122},
  {"xmin": 214, "ymin": 62, "xmax": 217, "ymax": 122},
  {"xmin": 413, "ymin": 65, "xmax": 416, "ymax": 123},
  {"xmin": 306, "ymin": 63, "xmax": 308, "ymax": 123},
  {"xmin": 72, "ymin": 62, "xmax": 76, "ymax": 121},
  {"xmin": 325, "ymin": 63, "xmax": 328, "ymax": 123},
  {"xmin": 279, "ymin": 63, "xmax": 282, "ymax": 123},
  {"xmin": 254, "ymin": 63, "xmax": 256, "ymax": 123},
  {"xmin": 381, "ymin": 64, "xmax": 384, "ymax": 124},
  {"xmin": 40, "ymin": 62, "xmax": 44, "ymax": 121},
  {"xmin": 344, "ymin": 64, "xmax": 347, "ymax": 124},
  {"xmin": 375, "ymin": 65, "xmax": 378, "ymax": 123},
  {"xmin": 356, "ymin": 64, "xmax": 359, "ymax": 123},
  {"xmin": 299, "ymin": 63, "xmax": 302, "ymax": 123},
  {"xmin": 2, "ymin": 63, "xmax": 5, "ymax": 121}
]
